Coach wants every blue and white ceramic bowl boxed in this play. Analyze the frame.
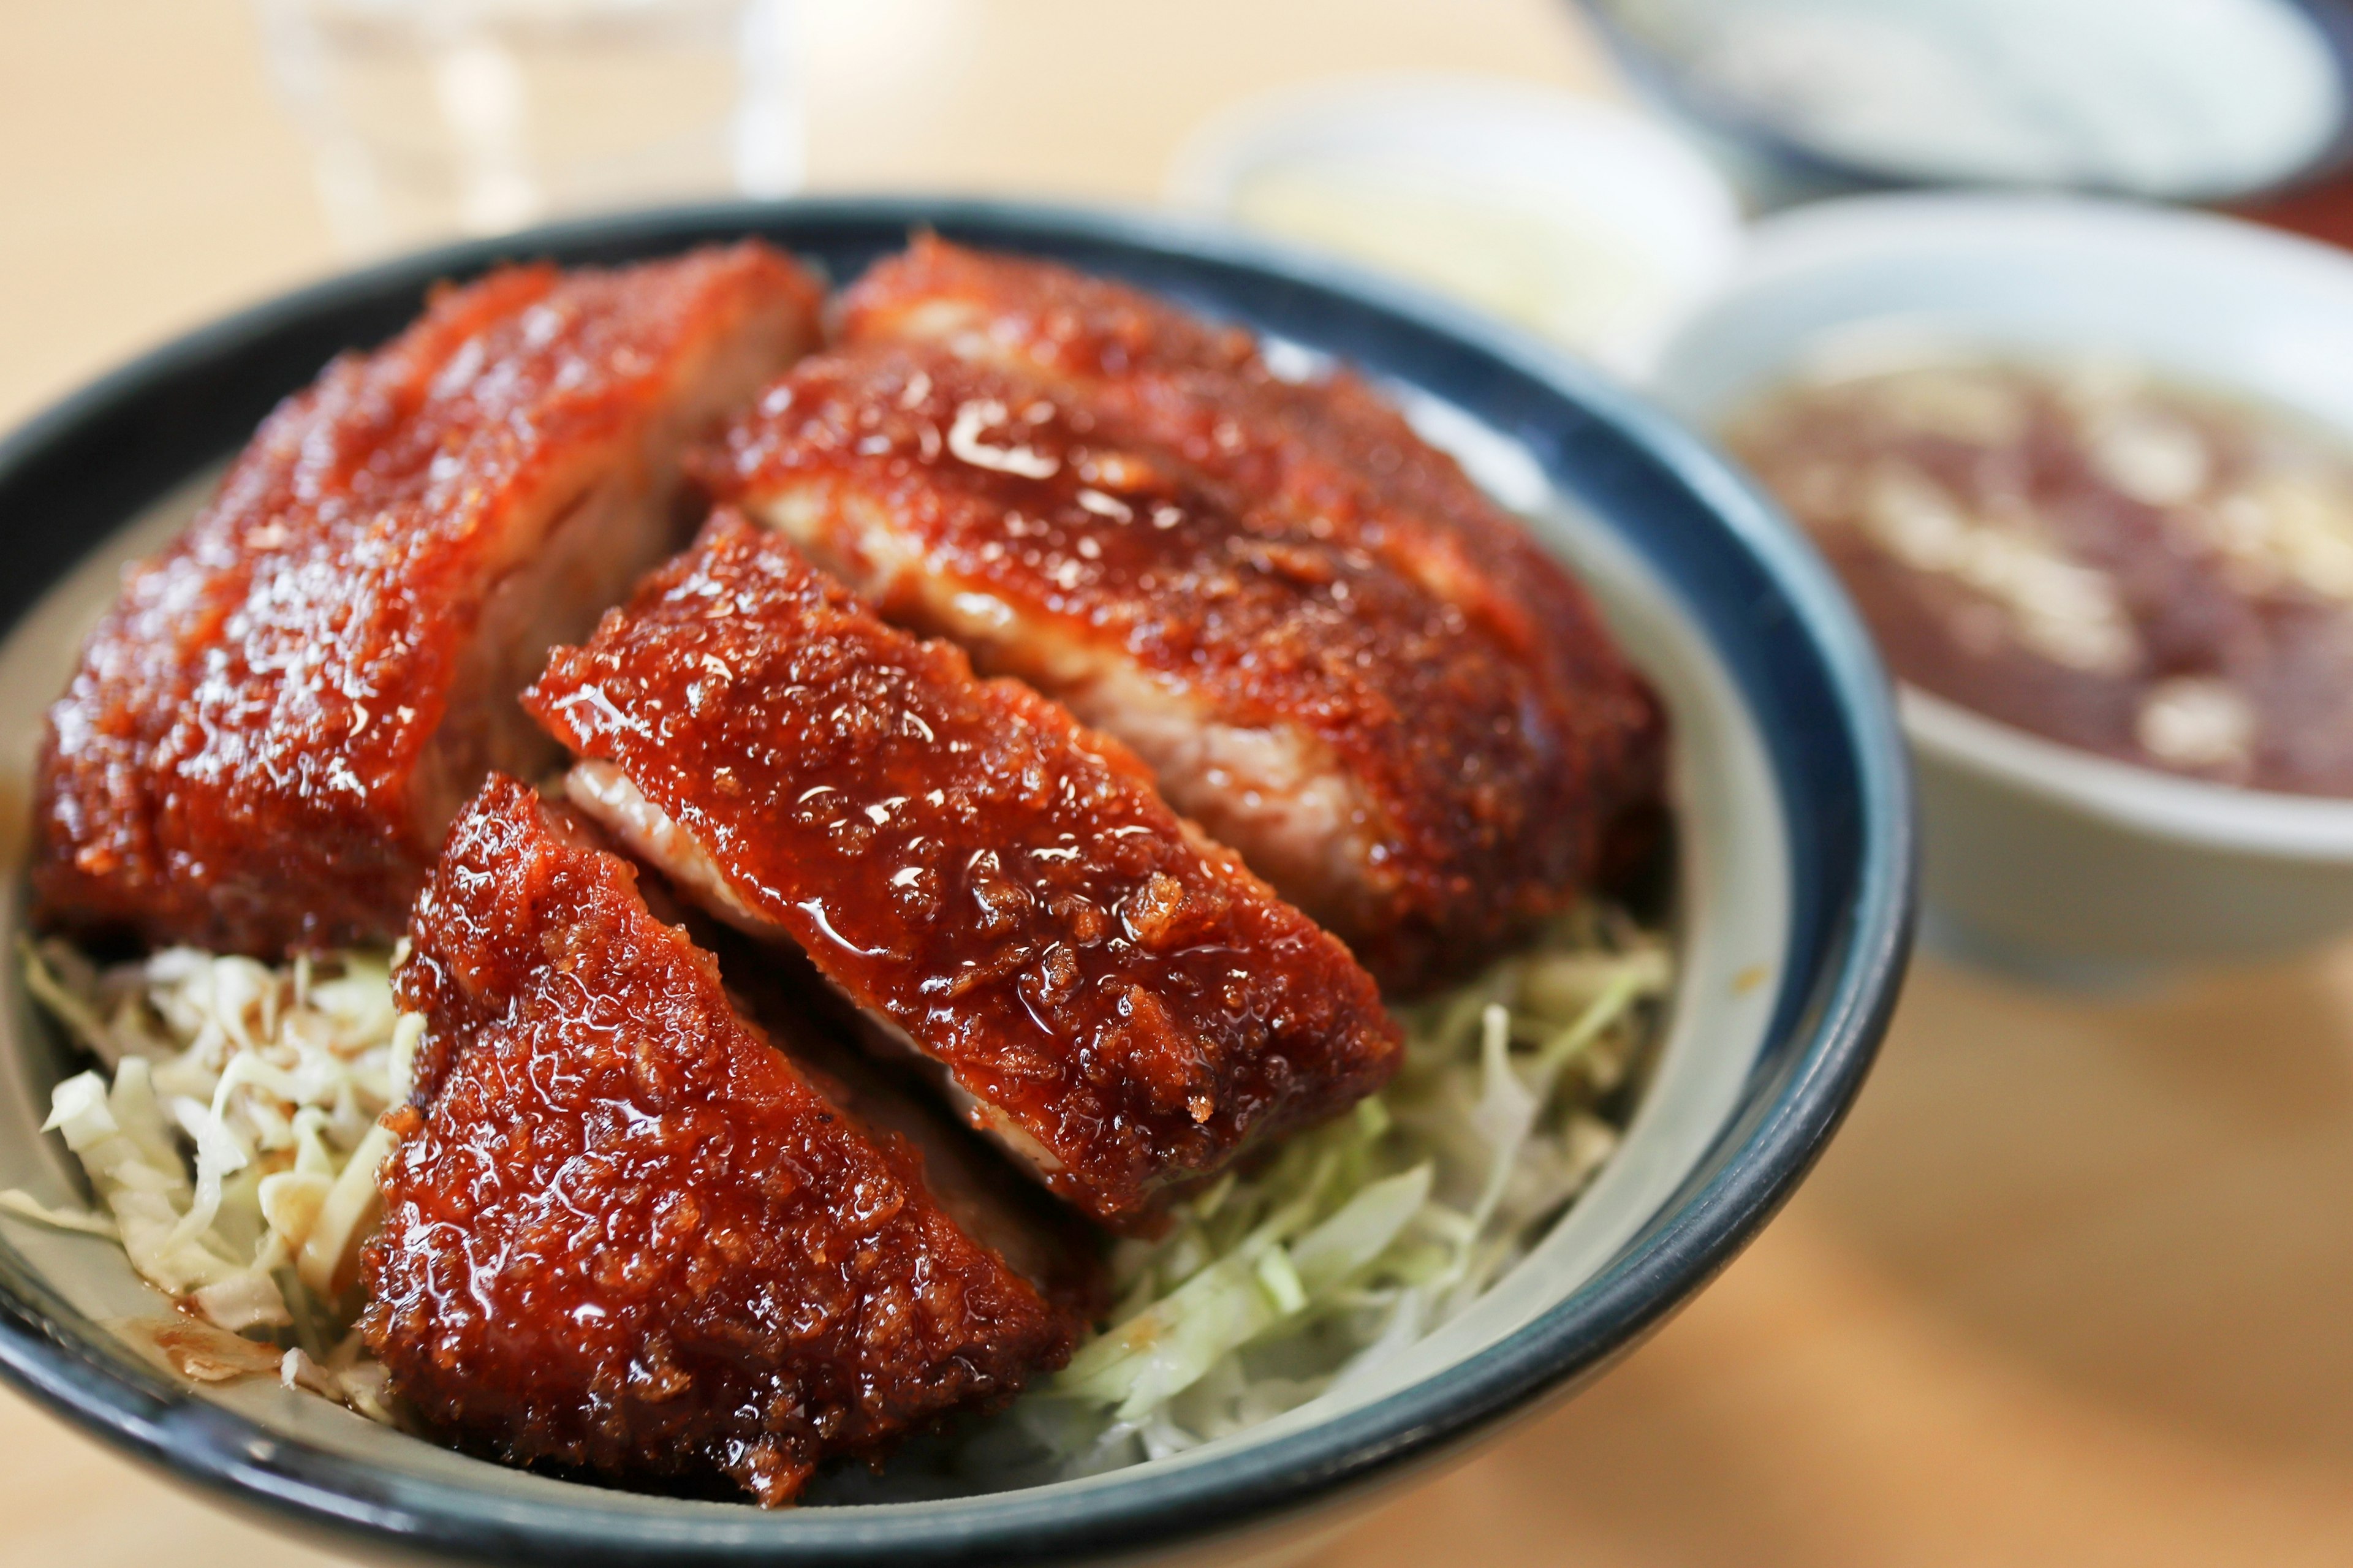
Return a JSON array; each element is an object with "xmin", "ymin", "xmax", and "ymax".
[{"xmin": 0, "ymin": 200, "xmax": 1911, "ymax": 1566}]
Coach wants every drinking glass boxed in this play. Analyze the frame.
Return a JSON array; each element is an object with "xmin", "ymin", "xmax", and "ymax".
[{"xmin": 254, "ymin": 0, "xmax": 802, "ymax": 255}]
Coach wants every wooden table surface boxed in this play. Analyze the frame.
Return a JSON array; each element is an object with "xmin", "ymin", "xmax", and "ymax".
[{"xmin": 6, "ymin": 3, "xmax": 2351, "ymax": 1563}]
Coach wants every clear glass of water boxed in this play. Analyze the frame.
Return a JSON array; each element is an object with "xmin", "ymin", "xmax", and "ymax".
[{"xmin": 254, "ymin": 0, "xmax": 802, "ymax": 255}]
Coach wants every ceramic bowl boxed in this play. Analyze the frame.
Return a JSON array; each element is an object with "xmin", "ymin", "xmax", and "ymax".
[
  {"xmin": 1648, "ymin": 191, "xmax": 2353, "ymax": 973},
  {"xmin": 1575, "ymin": 0, "xmax": 2353, "ymax": 209},
  {"xmin": 1163, "ymin": 73, "xmax": 1744, "ymax": 374},
  {"xmin": 0, "ymin": 199, "xmax": 1911, "ymax": 1565}
]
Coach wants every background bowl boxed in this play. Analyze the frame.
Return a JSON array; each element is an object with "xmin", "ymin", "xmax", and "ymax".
[
  {"xmin": 1648, "ymin": 191, "xmax": 2353, "ymax": 974},
  {"xmin": 1575, "ymin": 0, "xmax": 2353, "ymax": 210},
  {"xmin": 0, "ymin": 199, "xmax": 1910, "ymax": 1566},
  {"xmin": 1163, "ymin": 73, "xmax": 1744, "ymax": 375}
]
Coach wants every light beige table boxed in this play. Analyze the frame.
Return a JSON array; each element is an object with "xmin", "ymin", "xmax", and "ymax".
[{"xmin": 6, "ymin": 4, "xmax": 2352, "ymax": 1564}]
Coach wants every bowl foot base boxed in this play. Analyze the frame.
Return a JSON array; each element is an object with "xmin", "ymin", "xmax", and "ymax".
[{"xmin": 1919, "ymin": 904, "xmax": 2163, "ymax": 994}]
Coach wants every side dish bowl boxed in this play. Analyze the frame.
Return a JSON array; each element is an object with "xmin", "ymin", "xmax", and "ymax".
[
  {"xmin": 1648, "ymin": 191, "xmax": 2353, "ymax": 974},
  {"xmin": 0, "ymin": 199, "xmax": 1910, "ymax": 1566},
  {"xmin": 1162, "ymin": 73, "xmax": 1745, "ymax": 374}
]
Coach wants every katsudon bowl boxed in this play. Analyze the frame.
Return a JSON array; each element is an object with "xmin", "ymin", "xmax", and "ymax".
[{"xmin": 0, "ymin": 199, "xmax": 1911, "ymax": 1566}]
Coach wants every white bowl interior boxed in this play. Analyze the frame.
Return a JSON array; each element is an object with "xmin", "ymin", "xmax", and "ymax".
[
  {"xmin": 0, "ymin": 379, "xmax": 1790, "ymax": 1512},
  {"xmin": 1596, "ymin": 0, "xmax": 2348, "ymax": 200}
]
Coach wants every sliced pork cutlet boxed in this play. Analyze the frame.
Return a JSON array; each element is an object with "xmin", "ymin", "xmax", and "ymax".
[
  {"xmin": 525, "ymin": 515, "xmax": 1401, "ymax": 1232},
  {"xmin": 840, "ymin": 238, "xmax": 1667, "ymax": 887},
  {"xmin": 32, "ymin": 242, "xmax": 824, "ymax": 958},
  {"xmin": 367, "ymin": 773, "xmax": 1094, "ymax": 1507},
  {"xmin": 697, "ymin": 346, "xmax": 1610, "ymax": 991}
]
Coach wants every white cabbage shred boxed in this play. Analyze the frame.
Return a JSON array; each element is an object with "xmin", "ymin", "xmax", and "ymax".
[
  {"xmin": 9, "ymin": 903, "xmax": 1668, "ymax": 1475},
  {"xmin": 7, "ymin": 939, "xmax": 409, "ymax": 1422},
  {"xmin": 968, "ymin": 904, "xmax": 1672, "ymax": 1483}
]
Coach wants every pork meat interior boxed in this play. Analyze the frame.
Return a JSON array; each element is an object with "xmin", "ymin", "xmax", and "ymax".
[
  {"xmin": 526, "ymin": 513, "xmax": 1402, "ymax": 1231},
  {"xmin": 33, "ymin": 241, "xmax": 824, "ymax": 957},
  {"xmin": 368, "ymin": 773, "xmax": 1093, "ymax": 1507}
]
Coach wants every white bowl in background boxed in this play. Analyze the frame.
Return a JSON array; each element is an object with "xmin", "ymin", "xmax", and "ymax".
[
  {"xmin": 1166, "ymin": 74, "xmax": 1745, "ymax": 375},
  {"xmin": 1646, "ymin": 191, "xmax": 2353, "ymax": 972}
]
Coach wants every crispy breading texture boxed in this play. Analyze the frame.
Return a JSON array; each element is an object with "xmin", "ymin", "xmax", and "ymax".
[
  {"xmin": 826, "ymin": 238, "xmax": 1665, "ymax": 987},
  {"xmin": 699, "ymin": 344, "xmax": 1604, "ymax": 990},
  {"xmin": 837, "ymin": 238, "xmax": 1660, "ymax": 757},
  {"xmin": 34, "ymin": 242, "xmax": 823, "ymax": 956},
  {"xmin": 526, "ymin": 515, "xmax": 1403, "ymax": 1230},
  {"xmin": 368, "ymin": 774, "xmax": 1085, "ymax": 1507}
]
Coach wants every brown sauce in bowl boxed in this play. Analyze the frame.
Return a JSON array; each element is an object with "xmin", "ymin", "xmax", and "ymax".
[{"xmin": 1727, "ymin": 357, "xmax": 2353, "ymax": 794}]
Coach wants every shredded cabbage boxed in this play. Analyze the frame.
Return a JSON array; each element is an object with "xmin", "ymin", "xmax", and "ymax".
[
  {"xmin": 7, "ymin": 938, "xmax": 411, "ymax": 1419},
  {"xmin": 963, "ymin": 903, "xmax": 1671, "ymax": 1483},
  {"xmin": 8, "ymin": 901, "xmax": 1669, "ymax": 1474}
]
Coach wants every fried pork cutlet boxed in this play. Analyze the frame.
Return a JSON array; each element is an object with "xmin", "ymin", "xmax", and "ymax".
[
  {"xmin": 697, "ymin": 336, "xmax": 1651, "ymax": 991},
  {"xmin": 32, "ymin": 242, "xmax": 824, "ymax": 958},
  {"xmin": 367, "ymin": 774, "xmax": 1094, "ymax": 1507},
  {"xmin": 836, "ymin": 238, "xmax": 1635, "ymax": 695},
  {"xmin": 837, "ymin": 237, "xmax": 1664, "ymax": 863},
  {"xmin": 526, "ymin": 515, "xmax": 1401, "ymax": 1231}
]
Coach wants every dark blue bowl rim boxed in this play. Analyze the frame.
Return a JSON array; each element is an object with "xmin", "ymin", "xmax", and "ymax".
[{"xmin": 0, "ymin": 195, "xmax": 1914, "ymax": 1566}]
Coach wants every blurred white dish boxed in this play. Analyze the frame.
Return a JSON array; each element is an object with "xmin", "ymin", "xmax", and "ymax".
[
  {"xmin": 1648, "ymin": 191, "xmax": 2353, "ymax": 972},
  {"xmin": 1582, "ymin": 0, "xmax": 2353, "ymax": 205},
  {"xmin": 1167, "ymin": 74, "xmax": 1743, "ymax": 375}
]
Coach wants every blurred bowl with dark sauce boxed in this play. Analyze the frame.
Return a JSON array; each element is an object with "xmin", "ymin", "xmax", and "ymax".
[{"xmin": 1648, "ymin": 192, "xmax": 2353, "ymax": 975}]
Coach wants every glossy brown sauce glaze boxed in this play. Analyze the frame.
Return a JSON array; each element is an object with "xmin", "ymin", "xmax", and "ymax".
[
  {"xmin": 368, "ymin": 774, "xmax": 1086, "ymax": 1507},
  {"xmin": 838, "ymin": 237, "xmax": 1667, "ymax": 915},
  {"xmin": 34, "ymin": 242, "xmax": 822, "ymax": 956},
  {"xmin": 526, "ymin": 516, "xmax": 1402, "ymax": 1231},
  {"xmin": 695, "ymin": 343, "xmax": 1580, "ymax": 990},
  {"xmin": 1729, "ymin": 360, "xmax": 2353, "ymax": 793},
  {"xmin": 698, "ymin": 340, "xmax": 1646, "ymax": 993}
]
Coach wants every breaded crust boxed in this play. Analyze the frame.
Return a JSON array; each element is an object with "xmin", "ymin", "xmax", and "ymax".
[
  {"xmin": 526, "ymin": 515, "xmax": 1402, "ymax": 1230},
  {"xmin": 842, "ymin": 238, "xmax": 1665, "ymax": 879},
  {"xmin": 838, "ymin": 236, "xmax": 1662, "ymax": 762},
  {"xmin": 368, "ymin": 774, "xmax": 1085, "ymax": 1507},
  {"xmin": 699, "ymin": 338, "xmax": 1648, "ymax": 990},
  {"xmin": 33, "ymin": 243, "xmax": 823, "ymax": 957}
]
